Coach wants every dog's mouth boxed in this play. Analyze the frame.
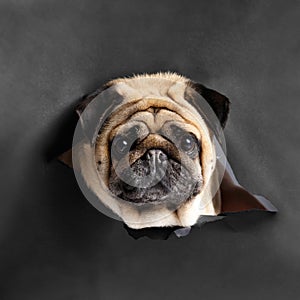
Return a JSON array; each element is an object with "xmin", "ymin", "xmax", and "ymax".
[{"xmin": 109, "ymin": 149, "xmax": 202, "ymax": 208}]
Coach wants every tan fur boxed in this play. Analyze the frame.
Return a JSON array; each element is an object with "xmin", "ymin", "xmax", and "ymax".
[{"xmin": 106, "ymin": 72, "xmax": 189, "ymax": 86}]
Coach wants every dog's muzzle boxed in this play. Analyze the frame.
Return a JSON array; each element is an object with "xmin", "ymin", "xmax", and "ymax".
[{"xmin": 109, "ymin": 148, "xmax": 200, "ymax": 207}]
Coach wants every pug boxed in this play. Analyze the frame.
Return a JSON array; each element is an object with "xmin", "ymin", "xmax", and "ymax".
[{"xmin": 59, "ymin": 72, "xmax": 276, "ymax": 232}]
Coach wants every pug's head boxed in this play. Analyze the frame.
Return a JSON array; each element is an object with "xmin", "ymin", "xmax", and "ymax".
[{"xmin": 71, "ymin": 72, "xmax": 230, "ymax": 229}]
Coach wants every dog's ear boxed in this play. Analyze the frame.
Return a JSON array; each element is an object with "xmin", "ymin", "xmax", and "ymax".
[
  {"xmin": 57, "ymin": 82, "xmax": 118, "ymax": 168},
  {"xmin": 75, "ymin": 81, "xmax": 124, "ymax": 145},
  {"xmin": 187, "ymin": 82, "xmax": 230, "ymax": 128}
]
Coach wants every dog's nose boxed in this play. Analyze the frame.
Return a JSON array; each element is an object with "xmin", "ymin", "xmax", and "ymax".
[{"xmin": 146, "ymin": 149, "xmax": 168, "ymax": 164}]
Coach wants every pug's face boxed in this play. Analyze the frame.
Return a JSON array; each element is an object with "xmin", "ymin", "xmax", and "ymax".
[
  {"xmin": 107, "ymin": 108, "xmax": 203, "ymax": 208},
  {"xmin": 73, "ymin": 72, "xmax": 229, "ymax": 228}
]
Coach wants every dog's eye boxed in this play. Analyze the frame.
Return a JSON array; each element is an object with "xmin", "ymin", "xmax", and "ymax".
[
  {"xmin": 112, "ymin": 126, "xmax": 140, "ymax": 158},
  {"xmin": 112, "ymin": 136, "xmax": 130, "ymax": 157},
  {"xmin": 179, "ymin": 133, "xmax": 197, "ymax": 153}
]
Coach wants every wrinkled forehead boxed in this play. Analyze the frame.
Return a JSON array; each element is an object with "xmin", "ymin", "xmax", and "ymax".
[{"xmin": 109, "ymin": 108, "xmax": 201, "ymax": 141}]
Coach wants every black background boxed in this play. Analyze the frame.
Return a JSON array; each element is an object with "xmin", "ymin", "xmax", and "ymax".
[{"xmin": 1, "ymin": 1, "xmax": 300, "ymax": 299}]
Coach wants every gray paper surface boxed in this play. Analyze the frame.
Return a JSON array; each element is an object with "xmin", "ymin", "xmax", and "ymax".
[{"xmin": 0, "ymin": 1, "xmax": 299, "ymax": 299}]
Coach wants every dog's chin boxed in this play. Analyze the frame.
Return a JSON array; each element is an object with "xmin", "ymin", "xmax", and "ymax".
[{"xmin": 109, "ymin": 157, "xmax": 202, "ymax": 209}]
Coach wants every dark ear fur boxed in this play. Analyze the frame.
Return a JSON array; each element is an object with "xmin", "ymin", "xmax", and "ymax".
[
  {"xmin": 75, "ymin": 82, "xmax": 113, "ymax": 115},
  {"xmin": 57, "ymin": 82, "xmax": 115, "ymax": 168},
  {"xmin": 188, "ymin": 81, "xmax": 230, "ymax": 128},
  {"xmin": 75, "ymin": 82, "xmax": 124, "ymax": 145}
]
